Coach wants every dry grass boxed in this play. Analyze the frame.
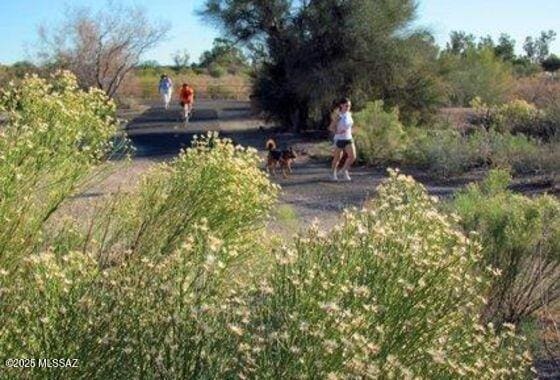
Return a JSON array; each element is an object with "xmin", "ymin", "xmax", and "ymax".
[
  {"xmin": 514, "ymin": 75, "xmax": 560, "ymax": 108},
  {"xmin": 118, "ymin": 71, "xmax": 251, "ymax": 101}
]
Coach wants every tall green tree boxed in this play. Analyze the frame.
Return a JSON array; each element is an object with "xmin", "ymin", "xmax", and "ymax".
[
  {"xmin": 523, "ymin": 30, "xmax": 557, "ymax": 63},
  {"xmin": 446, "ymin": 31, "xmax": 476, "ymax": 55},
  {"xmin": 202, "ymin": 0, "xmax": 440, "ymax": 130},
  {"xmin": 198, "ymin": 38, "xmax": 249, "ymax": 74},
  {"xmin": 494, "ymin": 34, "xmax": 516, "ymax": 62},
  {"xmin": 542, "ymin": 54, "xmax": 560, "ymax": 74}
]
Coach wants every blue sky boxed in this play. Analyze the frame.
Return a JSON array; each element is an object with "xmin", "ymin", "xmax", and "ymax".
[{"xmin": 0, "ymin": 0, "xmax": 559, "ymax": 65}]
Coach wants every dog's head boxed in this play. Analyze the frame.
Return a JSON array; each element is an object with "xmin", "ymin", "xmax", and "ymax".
[{"xmin": 282, "ymin": 147, "xmax": 297, "ymax": 160}]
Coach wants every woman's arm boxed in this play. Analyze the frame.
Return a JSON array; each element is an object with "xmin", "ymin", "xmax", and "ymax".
[{"xmin": 328, "ymin": 111, "xmax": 340, "ymax": 133}]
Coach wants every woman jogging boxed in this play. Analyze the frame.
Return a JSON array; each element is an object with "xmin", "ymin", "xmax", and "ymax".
[
  {"xmin": 158, "ymin": 74, "xmax": 173, "ymax": 110},
  {"xmin": 179, "ymin": 83, "xmax": 195, "ymax": 122},
  {"xmin": 329, "ymin": 98, "xmax": 356, "ymax": 182}
]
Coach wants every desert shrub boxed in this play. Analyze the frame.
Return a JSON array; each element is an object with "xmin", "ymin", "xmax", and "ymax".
[
  {"xmin": 1, "ymin": 133, "xmax": 278, "ymax": 378},
  {"xmin": 443, "ymin": 48, "xmax": 514, "ymax": 106},
  {"xmin": 472, "ymin": 98, "xmax": 559, "ymax": 141},
  {"xmin": 350, "ymin": 98, "xmax": 552, "ymax": 177},
  {"xmin": 208, "ymin": 63, "xmax": 226, "ymax": 78},
  {"xmin": 405, "ymin": 128, "xmax": 476, "ymax": 176},
  {"xmin": 206, "ymin": 84, "xmax": 235, "ymax": 100},
  {"xmin": 0, "ymin": 227, "xmax": 248, "ymax": 379},
  {"xmin": 0, "ymin": 147, "xmax": 534, "ymax": 378},
  {"xmin": 93, "ymin": 132, "xmax": 279, "ymax": 259},
  {"xmin": 221, "ymin": 171, "xmax": 531, "ymax": 378},
  {"xmin": 517, "ymin": 76, "xmax": 560, "ymax": 104},
  {"xmin": 485, "ymin": 130, "xmax": 542, "ymax": 173},
  {"xmin": 354, "ymin": 101, "xmax": 407, "ymax": 165},
  {"xmin": 0, "ymin": 72, "xmax": 118, "ymax": 266},
  {"xmin": 402, "ymin": 123, "xmax": 543, "ymax": 177},
  {"xmin": 490, "ymin": 99, "xmax": 539, "ymax": 134},
  {"xmin": 543, "ymin": 99, "xmax": 560, "ymax": 141},
  {"xmin": 453, "ymin": 170, "xmax": 560, "ymax": 327}
]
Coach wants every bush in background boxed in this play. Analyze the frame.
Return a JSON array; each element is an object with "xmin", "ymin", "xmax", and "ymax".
[
  {"xmin": 472, "ymin": 98, "xmax": 559, "ymax": 142},
  {"xmin": 355, "ymin": 100, "xmax": 548, "ymax": 177},
  {"xmin": 442, "ymin": 48, "xmax": 514, "ymax": 107},
  {"xmin": 354, "ymin": 101, "xmax": 408, "ymax": 165},
  {"xmin": 453, "ymin": 170, "xmax": 560, "ymax": 327},
  {"xmin": 206, "ymin": 84, "xmax": 235, "ymax": 100},
  {"xmin": 208, "ymin": 63, "xmax": 227, "ymax": 78}
]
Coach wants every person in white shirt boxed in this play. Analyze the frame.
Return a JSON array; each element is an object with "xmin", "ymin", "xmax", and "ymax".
[
  {"xmin": 329, "ymin": 98, "xmax": 356, "ymax": 181},
  {"xmin": 158, "ymin": 74, "xmax": 174, "ymax": 110}
]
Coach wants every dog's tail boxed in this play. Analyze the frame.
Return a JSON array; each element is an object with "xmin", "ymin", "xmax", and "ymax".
[{"xmin": 266, "ymin": 139, "xmax": 276, "ymax": 151}]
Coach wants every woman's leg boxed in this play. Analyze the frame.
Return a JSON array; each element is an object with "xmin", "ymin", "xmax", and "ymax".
[
  {"xmin": 341, "ymin": 143, "xmax": 356, "ymax": 179},
  {"xmin": 164, "ymin": 91, "xmax": 172, "ymax": 109},
  {"xmin": 187, "ymin": 103, "xmax": 193, "ymax": 120},
  {"xmin": 331, "ymin": 147, "xmax": 343, "ymax": 180}
]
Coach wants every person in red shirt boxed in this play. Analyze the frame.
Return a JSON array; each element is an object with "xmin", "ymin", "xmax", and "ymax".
[{"xmin": 179, "ymin": 83, "xmax": 195, "ymax": 122}]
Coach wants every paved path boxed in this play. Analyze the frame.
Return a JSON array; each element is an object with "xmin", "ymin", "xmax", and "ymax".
[
  {"xmin": 116, "ymin": 100, "xmax": 466, "ymax": 231},
  {"xmin": 114, "ymin": 100, "xmax": 556, "ymax": 232}
]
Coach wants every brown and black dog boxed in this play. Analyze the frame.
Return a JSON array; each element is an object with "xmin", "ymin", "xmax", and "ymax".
[{"xmin": 266, "ymin": 139, "xmax": 297, "ymax": 178}]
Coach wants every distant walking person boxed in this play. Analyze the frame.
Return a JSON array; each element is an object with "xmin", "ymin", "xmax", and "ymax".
[
  {"xmin": 329, "ymin": 98, "xmax": 356, "ymax": 182},
  {"xmin": 179, "ymin": 83, "xmax": 195, "ymax": 122},
  {"xmin": 158, "ymin": 74, "xmax": 173, "ymax": 110}
]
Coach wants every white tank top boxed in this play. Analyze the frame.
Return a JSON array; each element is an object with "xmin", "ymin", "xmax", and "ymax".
[{"xmin": 334, "ymin": 112, "xmax": 353, "ymax": 141}]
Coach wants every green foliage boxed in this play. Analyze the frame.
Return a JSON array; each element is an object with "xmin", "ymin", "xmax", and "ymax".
[
  {"xmin": 445, "ymin": 31, "xmax": 476, "ymax": 55},
  {"xmin": 511, "ymin": 57, "xmax": 542, "ymax": 77},
  {"xmin": 208, "ymin": 63, "xmax": 227, "ymax": 78},
  {"xmin": 206, "ymin": 83, "xmax": 235, "ymax": 99},
  {"xmin": 0, "ymin": 72, "xmax": 119, "ymax": 266},
  {"xmin": 0, "ymin": 132, "xmax": 279, "ymax": 378},
  {"xmin": 137, "ymin": 60, "xmax": 161, "ymax": 69},
  {"xmin": 353, "ymin": 100, "xmax": 548, "ymax": 177},
  {"xmin": 354, "ymin": 101, "xmax": 407, "ymax": 165},
  {"xmin": 407, "ymin": 128, "xmax": 542, "ymax": 177},
  {"xmin": 1, "ymin": 227, "xmax": 247, "ymax": 378},
  {"xmin": 442, "ymin": 48, "xmax": 514, "ymax": 106},
  {"xmin": 1, "ymin": 170, "xmax": 533, "ymax": 378},
  {"xmin": 494, "ymin": 34, "xmax": 517, "ymax": 62},
  {"xmin": 198, "ymin": 38, "xmax": 249, "ymax": 75},
  {"xmin": 453, "ymin": 170, "xmax": 560, "ymax": 326},
  {"xmin": 523, "ymin": 30, "xmax": 557, "ymax": 63},
  {"xmin": 405, "ymin": 128, "xmax": 474, "ymax": 176},
  {"xmin": 542, "ymin": 54, "xmax": 560, "ymax": 73},
  {"xmin": 203, "ymin": 0, "xmax": 442, "ymax": 130}
]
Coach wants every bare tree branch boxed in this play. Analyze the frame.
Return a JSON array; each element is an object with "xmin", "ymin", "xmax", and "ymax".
[{"xmin": 36, "ymin": 2, "xmax": 169, "ymax": 97}]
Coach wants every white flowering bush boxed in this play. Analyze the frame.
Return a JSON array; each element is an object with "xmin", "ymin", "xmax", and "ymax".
[
  {"xmin": 1, "ymin": 130, "xmax": 279, "ymax": 378},
  {"xmin": 222, "ymin": 170, "xmax": 532, "ymax": 379},
  {"xmin": 0, "ymin": 227, "xmax": 247, "ymax": 378},
  {"xmin": 0, "ymin": 167, "xmax": 532, "ymax": 378},
  {"xmin": 93, "ymin": 132, "xmax": 279, "ymax": 259},
  {"xmin": 0, "ymin": 72, "xmax": 118, "ymax": 265}
]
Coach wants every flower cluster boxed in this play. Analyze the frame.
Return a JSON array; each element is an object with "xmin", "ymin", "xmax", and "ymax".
[
  {"xmin": 221, "ymin": 170, "xmax": 532, "ymax": 379},
  {"xmin": 0, "ymin": 71, "xmax": 119, "ymax": 264}
]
